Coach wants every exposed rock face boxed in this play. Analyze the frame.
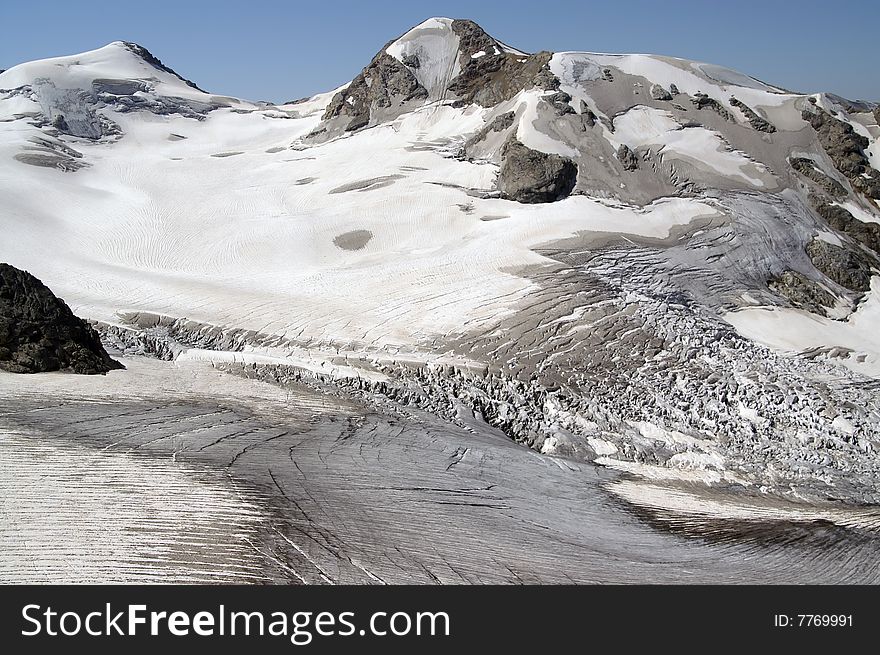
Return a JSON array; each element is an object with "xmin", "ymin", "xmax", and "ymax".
[
  {"xmin": 51, "ymin": 114, "xmax": 69, "ymax": 131},
  {"xmin": 322, "ymin": 49, "xmax": 428, "ymax": 131},
  {"xmin": 578, "ymin": 100, "xmax": 596, "ymax": 128},
  {"xmin": 768, "ymin": 270, "xmax": 835, "ymax": 316},
  {"xmin": 461, "ymin": 111, "xmax": 516, "ymax": 154},
  {"xmin": 617, "ymin": 144, "xmax": 639, "ymax": 171},
  {"xmin": 650, "ymin": 84, "xmax": 672, "ymax": 101},
  {"xmin": 319, "ymin": 19, "xmax": 563, "ymax": 131},
  {"xmin": 13, "ymin": 135, "xmax": 88, "ymax": 172},
  {"xmin": 790, "ymin": 157, "xmax": 846, "ymax": 197},
  {"xmin": 691, "ymin": 93, "xmax": 733, "ymax": 120},
  {"xmin": 448, "ymin": 49, "xmax": 558, "ymax": 107},
  {"xmin": 447, "ymin": 20, "xmax": 558, "ymax": 107},
  {"xmin": 13, "ymin": 152, "xmax": 88, "ymax": 171},
  {"xmin": 498, "ymin": 138, "xmax": 577, "ymax": 203},
  {"xmin": 486, "ymin": 111, "xmax": 516, "ymax": 133},
  {"xmin": 121, "ymin": 42, "xmax": 205, "ymax": 92},
  {"xmin": 450, "ymin": 18, "xmax": 499, "ymax": 63},
  {"xmin": 0, "ymin": 263, "xmax": 121, "ymax": 374},
  {"xmin": 543, "ymin": 90, "xmax": 575, "ymax": 115},
  {"xmin": 401, "ymin": 53, "xmax": 420, "ymax": 69},
  {"xmin": 813, "ymin": 199, "xmax": 880, "ymax": 255},
  {"xmin": 803, "ymin": 106, "xmax": 880, "ymax": 199},
  {"xmin": 805, "ymin": 238, "xmax": 878, "ymax": 292},
  {"xmin": 730, "ymin": 96, "xmax": 776, "ymax": 133}
]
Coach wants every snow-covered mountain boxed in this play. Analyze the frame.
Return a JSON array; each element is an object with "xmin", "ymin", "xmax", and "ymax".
[{"xmin": 2, "ymin": 18, "xmax": 880, "ymax": 503}]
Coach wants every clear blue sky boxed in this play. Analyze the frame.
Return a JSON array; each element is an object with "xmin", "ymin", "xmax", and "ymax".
[{"xmin": 2, "ymin": 0, "xmax": 878, "ymax": 103}]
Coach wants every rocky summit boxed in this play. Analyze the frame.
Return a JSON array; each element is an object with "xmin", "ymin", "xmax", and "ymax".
[{"xmin": 0, "ymin": 264, "xmax": 121, "ymax": 374}]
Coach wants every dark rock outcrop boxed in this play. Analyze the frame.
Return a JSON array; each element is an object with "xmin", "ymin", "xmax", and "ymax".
[
  {"xmin": 14, "ymin": 136, "xmax": 88, "ymax": 172},
  {"xmin": 617, "ymin": 144, "xmax": 639, "ymax": 171},
  {"xmin": 790, "ymin": 157, "xmax": 847, "ymax": 197},
  {"xmin": 486, "ymin": 111, "xmax": 516, "ymax": 132},
  {"xmin": 691, "ymin": 93, "xmax": 733, "ymax": 120},
  {"xmin": 803, "ymin": 106, "xmax": 880, "ymax": 199},
  {"xmin": 318, "ymin": 19, "xmax": 564, "ymax": 133},
  {"xmin": 0, "ymin": 264, "xmax": 122, "ymax": 374},
  {"xmin": 461, "ymin": 111, "xmax": 516, "ymax": 154},
  {"xmin": 14, "ymin": 152, "xmax": 88, "ymax": 172},
  {"xmin": 650, "ymin": 84, "xmax": 672, "ymax": 101},
  {"xmin": 401, "ymin": 53, "xmax": 421, "ymax": 69},
  {"xmin": 578, "ymin": 100, "xmax": 596, "ymax": 129},
  {"xmin": 730, "ymin": 96, "xmax": 776, "ymax": 133},
  {"xmin": 543, "ymin": 90, "xmax": 575, "ymax": 115},
  {"xmin": 812, "ymin": 199, "xmax": 880, "ymax": 255},
  {"xmin": 51, "ymin": 114, "xmax": 69, "ymax": 131},
  {"xmin": 498, "ymin": 138, "xmax": 577, "ymax": 203},
  {"xmin": 322, "ymin": 48, "xmax": 428, "ymax": 132},
  {"xmin": 805, "ymin": 238, "xmax": 878, "ymax": 293},
  {"xmin": 447, "ymin": 20, "xmax": 559, "ymax": 107},
  {"xmin": 122, "ymin": 42, "xmax": 205, "ymax": 92},
  {"xmin": 448, "ymin": 49, "xmax": 557, "ymax": 108},
  {"xmin": 768, "ymin": 270, "xmax": 835, "ymax": 316},
  {"xmin": 450, "ymin": 18, "xmax": 500, "ymax": 64}
]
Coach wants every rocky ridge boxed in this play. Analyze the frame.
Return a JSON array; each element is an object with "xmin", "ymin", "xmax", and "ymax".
[
  {"xmin": 320, "ymin": 47, "xmax": 428, "ymax": 133},
  {"xmin": 803, "ymin": 103, "xmax": 880, "ymax": 199}
]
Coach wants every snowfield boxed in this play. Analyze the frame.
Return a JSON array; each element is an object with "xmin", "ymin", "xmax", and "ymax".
[
  {"xmin": 0, "ymin": 43, "xmax": 718, "ymax": 351},
  {"xmin": 725, "ymin": 277, "xmax": 880, "ymax": 378},
  {"xmin": 386, "ymin": 17, "xmax": 462, "ymax": 100}
]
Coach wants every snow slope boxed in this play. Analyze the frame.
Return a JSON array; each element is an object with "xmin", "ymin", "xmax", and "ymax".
[
  {"xmin": 0, "ymin": 42, "xmax": 717, "ymax": 350},
  {"xmin": 385, "ymin": 17, "xmax": 462, "ymax": 101},
  {"xmin": 725, "ymin": 277, "xmax": 880, "ymax": 378},
  {"xmin": 0, "ymin": 41, "xmax": 210, "ymax": 100}
]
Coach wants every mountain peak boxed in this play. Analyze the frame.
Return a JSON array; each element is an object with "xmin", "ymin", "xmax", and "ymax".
[
  {"xmin": 384, "ymin": 17, "xmax": 467, "ymax": 100},
  {"xmin": 317, "ymin": 17, "xmax": 548, "ymax": 136},
  {"xmin": 115, "ymin": 41, "xmax": 204, "ymax": 91},
  {"xmin": 404, "ymin": 16, "xmax": 456, "ymax": 31},
  {"xmin": 385, "ymin": 17, "xmax": 530, "ymax": 97},
  {"xmin": 0, "ymin": 40, "xmax": 204, "ymax": 95},
  {"xmin": 0, "ymin": 39, "xmax": 221, "ymax": 141}
]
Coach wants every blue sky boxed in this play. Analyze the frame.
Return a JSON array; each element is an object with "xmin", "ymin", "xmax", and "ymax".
[{"xmin": 2, "ymin": 0, "xmax": 878, "ymax": 102}]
